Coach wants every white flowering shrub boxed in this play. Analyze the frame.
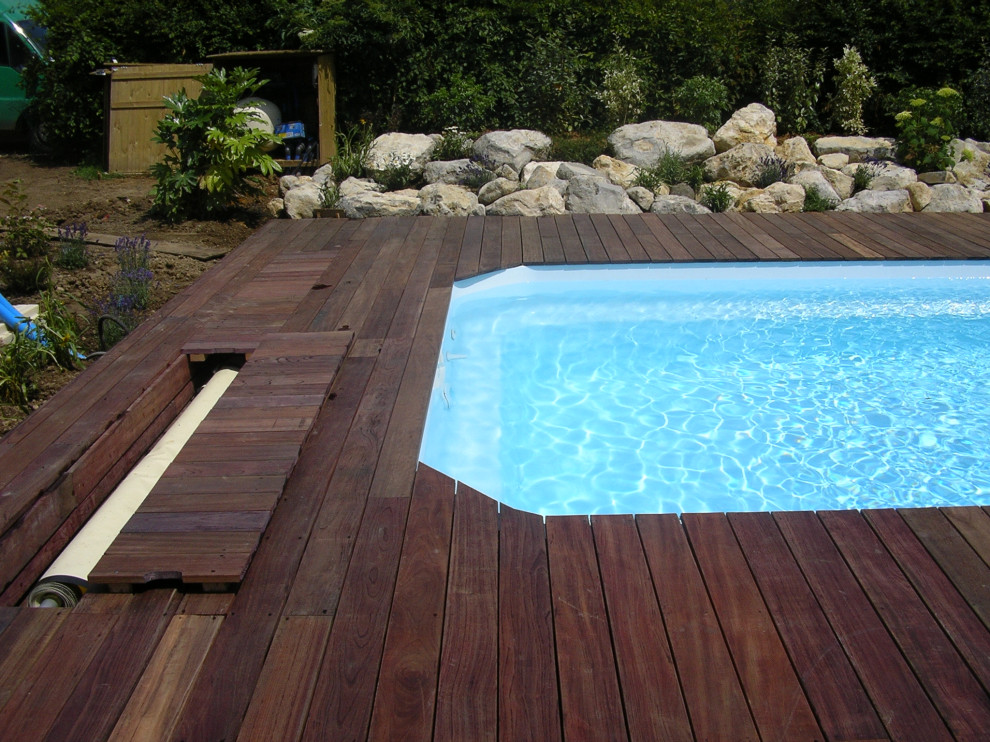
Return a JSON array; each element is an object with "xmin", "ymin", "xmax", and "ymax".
[
  {"xmin": 830, "ymin": 46, "xmax": 877, "ymax": 135},
  {"xmin": 598, "ymin": 48, "xmax": 644, "ymax": 128}
]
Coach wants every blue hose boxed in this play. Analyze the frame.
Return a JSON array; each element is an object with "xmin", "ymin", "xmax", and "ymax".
[{"xmin": 0, "ymin": 291, "xmax": 41, "ymax": 341}]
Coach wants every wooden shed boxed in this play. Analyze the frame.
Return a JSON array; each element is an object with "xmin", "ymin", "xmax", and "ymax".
[{"xmin": 102, "ymin": 63, "xmax": 213, "ymax": 174}]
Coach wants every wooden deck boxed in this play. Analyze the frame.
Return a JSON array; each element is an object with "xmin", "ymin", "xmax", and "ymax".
[{"xmin": 1, "ymin": 212, "xmax": 990, "ymax": 741}]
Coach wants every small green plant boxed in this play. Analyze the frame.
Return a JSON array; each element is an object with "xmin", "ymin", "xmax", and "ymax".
[
  {"xmin": 700, "ymin": 183, "xmax": 734, "ymax": 212},
  {"xmin": 960, "ymin": 148, "xmax": 976, "ymax": 163},
  {"xmin": 460, "ymin": 160, "xmax": 497, "ymax": 190},
  {"xmin": 802, "ymin": 185, "xmax": 838, "ymax": 212},
  {"xmin": 430, "ymin": 126, "xmax": 473, "ymax": 161},
  {"xmin": 598, "ymin": 47, "xmax": 645, "ymax": 128},
  {"xmin": 852, "ymin": 159, "xmax": 885, "ymax": 193},
  {"xmin": 762, "ymin": 34, "xmax": 824, "ymax": 134},
  {"xmin": 0, "ymin": 332, "xmax": 45, "ymax": 408},
  {"xmin": 319, "ymin": 180, "xmax": 341, "ymax": 209},
  {"xmin": 55, "ymin": 222, "xmax": 89, "ymax": 269},
  {"xmin": 0, "ymin": 180, "xmax": 51, "ymax": 293},
  {"xmin": 151, "ymin": 67, "xmax": 282, "ymax": 222},
  {"xmin": 36, "ymin": 286, "xmax": 84, "ymax": 369},
  {"xmin": 830, "ymin": 46, "xmax": 877, "ymax": 136},
  {"xmin": 72, "ymin": 164, "xmax": 121, "ymax": 182},
  {"xmin": 635, "ymin": 149, "xmax": 706, "ymax": 192},
  {"xmin": 331, "ymin": 122, "xmax": 374, "ymax": 181},
  {"xmin": 373, "ymin": 152, "xmax": 418, "ymax": 191},
  {"xmin": 894, "ymin": 86, "xmax": 963, "ymax": 172},
  {"xmin": 673, "ymin": 75, "xmax": 731, "ymax": 134},
  {"xmin": 550, "ymin": 132, "xmax": 607, "ymax": 165},
  {"xmin": 753, "ymin": 154, "xmax": 795, "ymax": 188}
]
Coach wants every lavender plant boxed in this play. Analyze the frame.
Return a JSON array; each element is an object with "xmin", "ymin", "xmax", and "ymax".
[{"xmin": 56, "ymin": 222, "xmax": 89, "ymax": 269}]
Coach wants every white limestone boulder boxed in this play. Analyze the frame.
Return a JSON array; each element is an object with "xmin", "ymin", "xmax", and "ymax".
[
  {"xmin": 423, "ymin": 159, "xmax": 476, "ymax": 185},
  {"xmin": 626, "ymin": 186, "xmax": 655, "ymax": 211},
  {"xmin": 565, "ymin": 175, "xmax": 641, "ymax": 214},
  {"xmin": 593, "ymin": 155, "xmax": 640, "ymax": 188},
  {"xmin": 557, "ymin": 162, "xmax": 600, "ymax": 179},
  {"xmin": 835, "ymin": 189, "xmax": 913, "ymax": 213},
  {"xmin": 713, "ymin": 103, "xmax": 777, "ymax": 153},
  {"xmin": 742, "ymin": 182, "xmax": 806, "ymax": 213},
  {"xmin": 867, "ymin": 163, "xmax": 918, "ymax": 191},
  {"xmin": 364, "ymin": 132, "xmax": 438, "ymax": 175},
  {"xmin": 789, "ymin": 169, "xmax": 841, "ymax": 205},
  {"xmin": 704, "ymin": 143, "xmax": 775, "ymax": 187},
  {"xmin": 906, "ymin": 181, "xmax": 933, "ymax": 211},
  {"xmin": 283, "ymin": 183, "xmax": 322, "ymax": 219},
  {"xmin": 650, "ymin": 195, "xmax": 712, "ymax": 214},
  {"xmin": 338, "ymin": 177, "xmax": 385, "ymax": 196},
  {"xmin": 922, "ymin": 184, "xmax": 984, "ymax": 213},
  {"xmin": 339, "ymin": 189, "xmax": 422, "ymax": 218},
  {"xmin": 419, "ymin": 183, "xmax": 485, "ymax": 216},
  {"xmin": 485, "ymin": 185, "xmax": 566, "ymax": 216},
  {"xmin": 814, "ymin": 135, "xmax": 897, "ymax": 162},
  {"xmin": 477, "ymin": 177, "xmax": 519, "ymax": 206},
  {"xmin": 608, "ymin": 120, "xmax": 715, "ymax": 167},
  {"xmin": 473, "ymin": 129, "xmax": 552, "ymax": 172},
  {"xmin": 776, "ymin": 136, "xmax": 816, "ymax": 166}
]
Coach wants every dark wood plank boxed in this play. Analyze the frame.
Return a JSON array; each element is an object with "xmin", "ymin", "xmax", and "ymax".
[
  {"xmin": 774, "ymin": 511, "xmax": 954, "ymax": 741},
  {"xmin": 478, "ymin": 213, "xmax": 504, "ymax": 275},
  {"xmin": 682, "ymin": 512, "xmax": 823, "ymax": 741},
  {"xmin": 236, "ymin": 616, "xmax": 333, "ymax": 742},
  {"xmin": 820, "ymin": 509, "xmax": 990, "ymax": 739},
  {"xmin": 673, "ymin": 212, "xmax": 753, "ymax": 260},
  {"xmin": 898, "ymin": 507, "xmax": 990, "ymax": 629},
  {"xmin": 744, "ymin": 213, "xmax": 842, "ymax": 260},
  {"xmin": 722, "ymin": 213, "xmax": 800, "ymax": 260},
  {"xmin": 653, "ymin": 214, "xmax": 716, "ymax": 260},
  {"xmin": 519, "ymin": 215, "xmax": 544, "ymax": 264},
  {"xmin": 864, "ymin": 509, "xmax": 990, "ymax": 690},
  {"xmin": 498, "ymin": 504, "xmax": 561, "ymax": 741},
  {"xmin": 546, "ymin": 515, "xmax": 625, "ymax": 740},
  {"xmin": 570, "ymin": 212, "xmax": 611, "ymax": 262},
  {"xmin": 607, "ymin": 213, "xmax": 652, "ymax": 261},
  {"xmin": 499, "ymin": 215, "xmax": 523, "ymax": 269},
  {"xmin": 43, "ymin": 590, "xmax": 179, "ymax": 742},
  {"xmin": 591, "ymin": 515, "xmax": 692, "ymax": 742},
  {"xmin": 368, "ymin": 465, "xmax": 454, "ymax": 740},
  {"xmin": 942, "ymin": 506, "xmax": 990, "ymax": 566},
  {"xmin": 455, "ymin": 215, "xmax": 485, "ymax": 280},
  {"xmin": 0, "ymin": 608, "xmax": 69, "ymax": 707},
  {"xmin": 538, "ymin": 215, "xmax": 565, "ymax": 264},
  {"xmin": 728, "ymin": 511, "xmax": 888, "ymax": 741},
  {"xmin": 623, "ymin": 213, "xmax": 674, "ymax": 261},
  {"xmin": 430, "ymin": 217, "xmax": 467, "ymax": 288},
  {"xmin": 590, "ymin": 212, "xmax": 632, "ymax": 262},
  {"xmin": 300, "ymin": 497, "xmax": 410, "ymax": 742},
  {"xmin": 554, "ymin": 214, "xmax": 590, "ymax": 263},
  {"xmin": 434, "ymin": 484, "xmax": 498, "ymax": 742},
  {"xmin": 637, "ymin": 513, "xmax": 759, "ymax": 741}
]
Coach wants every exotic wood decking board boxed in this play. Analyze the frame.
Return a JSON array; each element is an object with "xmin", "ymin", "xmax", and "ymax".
[{"xmin": 2, "ymin": 214, "xmax": 990, "ymax": 741}]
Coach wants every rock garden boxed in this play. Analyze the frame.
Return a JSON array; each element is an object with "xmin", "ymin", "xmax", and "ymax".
[{"xmin": 275, "ymin": 103, "xmax": 990, "ymax": 221}]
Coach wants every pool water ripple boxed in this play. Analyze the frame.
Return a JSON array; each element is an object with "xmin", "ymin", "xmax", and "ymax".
[{"xmin": 419, "ymin": 263, "xmax": 990, "ymax": 515}]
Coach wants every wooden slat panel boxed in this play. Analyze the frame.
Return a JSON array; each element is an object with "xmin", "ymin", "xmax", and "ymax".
[
  {"xmin": 774, "ymin": 511, "xmax": 954, "ymax": 741},
  {"xmin": 0, "ymin": 608, "xmax": 69, "ymax": 708},
  {"xmin": 590, "ymin": 212, "xmax": 632, "ymax": 262},
  {"xmin": 455, "ymin": 215, "xmax": 485, "ymax": 280},
  {"xmin": 555, "ymin": 214, "xmax": 589, "ymax": 263},
  {"xmin": 728, "ymin": 511, "xmax": 888, "ymax": 741},
  {"xmin": 682, "ymin": 513, "xmax": 822, "ymax": 741},
  {"xmin": 478, "ymin": 214, "xmax": 503, "ymax": 275},
  {"xmin": 499, "ymin": 505, "xmax": 561, "ymax": 741},
  {"xmin": 942, "ymin": 506, "xmax": 990, "ymax": 566},
  {"xmin": 570, "ymin": 212, "xmax": 610, "ymax": 262},
  {"xmin": 109, "ymin": 614, "xmax": 224, "ymax": 742},
  {"xmin": 547, "ymin": 515, "xmax": 625, "ymax": 740},
  {"xmin": 637, "ymin": 513, "xmax": 759, "ymax": 741},
  {"xmin": 434, "ymin": 485, "xmax": 498, "ymax": 742},
  {"xmin": 236, "ymin": 616, "xmax": 333, "ymax": 742},
  {"xmin": 300, "ymin": 497, "xmax": 410, "ymax": 742},
  {"xmin": 592, "ymin": 515, "xmax": 692, "ymax": 742},
  {"xmin": 519, "ymin": 216, "xmax": 544, "ymax": 264},
  {"xmin": 368, "ymin": 466, "xmax": 454, "ymax": 740},
  {"xmin": 499, "ymin": 216, "xmax": 523, "ymax": 269},
  {"xmin": 820, "ymin": 509, "xmax": 990, "ymax": 739},
  {"xmin": 538, "ymin": 215, "xmax": 565, "ymax": 264}
]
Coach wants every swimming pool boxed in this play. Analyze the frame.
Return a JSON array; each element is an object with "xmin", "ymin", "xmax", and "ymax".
[{"xmin": 419, "ymin": 261, "xmax": 990, "ymax": 515}]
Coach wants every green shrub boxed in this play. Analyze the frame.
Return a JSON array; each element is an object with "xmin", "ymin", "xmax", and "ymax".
[
  {"xmin": 518, "ymin": 29, "xmax": 591, "ymax": 133},
  {"xmin": 0, "ymin": 181, "xmax": 51, "ymax": 293},
  {"xmin": 672, "ymin": 76, "xmax": 730, "ymax": 134},
  {"xmin": 894, "ymin": 86, "xmax": 962, "ymax": 172},
  {"xmin": 802, "ymin": 185, "xmax": 838, "ymax": 212},
  {"xmin": 415, "ymin": 72, "xmax": 494, "ymax": 132},
  {"xmin": 597, "ymin": 47, "xmax": 644, "ymax": 129},
  {"xmin": 319, "ymin": 181, "xmax": 341, "ymax": 209},
  {"xmin": 372, "ymin": 153, "xmax": 419, "ymax": 191},
  {"xmin": 431, "ymin": 127, "xmax": 473, "ymax": 161},
  {"xmin": 550, "ymin": 132, "xmax": 607, "ymax": 165},
  {"xmin": 635, "ymin": 149, "xmax": 706, "ymax": 192},
  {"xmin": 331, "ymin": 123, "xmax": 374, "ymax": 181},
  {"xmin": 963, "ymin": 49, "xmax": 990, "ymax": 140},
  {"xmin": 753, "ymin": 154, "xmax": 795, "ymax": 188},
  {"xmin": 151, "ymin": 67, "xmax": 282, "ymax": 222},
  {"xmin": 761, "ymin": 34, "xmax": 824, "ymax": 134},
  {"xmin": 830, "ymin": 46, "xmax": 876, "ymax": 136},
  {"xmin": 55, "ymin": 222, "xmax": 89, "ymax": 269},
  {"xmin": 700, "ymin": 183, "xmax": 734, "ymax": 212}
]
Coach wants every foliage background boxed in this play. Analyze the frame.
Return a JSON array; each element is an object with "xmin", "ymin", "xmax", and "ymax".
[{"xmin": 27, "ymin": 0, "xmax": 990, "ymax": 157}]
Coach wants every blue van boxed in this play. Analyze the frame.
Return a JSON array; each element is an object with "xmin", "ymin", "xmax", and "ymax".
[{"xmin": 0, "ymin": 0, "xmax": 44, "ymax": 140}]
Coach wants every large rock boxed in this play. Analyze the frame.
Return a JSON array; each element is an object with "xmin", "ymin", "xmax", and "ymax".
[
  {"xmin": 423, "ymin": 158, "xmax": 476, "ymax": 185},
  {"xmin": 952, "ymin": 158, "xmax": 990, "ymax": 189},
  {"xmin": 565, "ymin": 175, "xmax": 641, "ymax": 214},
  {"xmin": 867, "ymin": 163, "xmax": 918, "ymax": 191},
  {"xmin": 776, "ymin": 136, "xmax": 816, "ymax": 166},
  {"xmin": 524, "ymin": 164, "xmax": 562, "ymax": 190},
  {"xmin": 650, "ymin": 195, "xmax": 712, "ymax": 215},
  {"xmin": 625, "ymin": 186, "xmax": 655, "ymax": 211},
  {"xmin": 419, "ymin": 183, "xmax": 485, "ymax": 216},
  {"xmin": 835, "ymin": 189, "xmax": 913, "ymax": 213},
  {"xmin": 814, "ymin": 136, "xmax": 896, "ymax": 162},
  {"xmin": 818, "ymin": 153, "xmax": 849, "ymax": 169},
  {"xmin": 557, "ymin": 162, "xmax": 601, "ymax": 180},
  {"xmin": 339, "ymin": 189, "xmax": 422, "ymax": 218},
  {"xmin": 312, "ymin": 164, "xmax": 334, "ymax": 186},
  {"xmin": 713, "ymin": 103, "xmax": 777, "ymax": 153},
  {"xmin": 477, "ymin": 177, "xmax": 519, "ymax": 206},
  {"xmin": 473, "ymin": 129, "xmax": 552, "ymax": 172},
  {"xmin": 485, "ymin": 185, "xmax": 566, "ymax": 216},
  {"xmin": 906, "ymin": 181, "xmax": 933, "ymax": 211},
  {"xmin": 283, "ymin": 183, "xmax": 322, "ymax": 219},
  {"xmin": 338, "ymin": 177, "xmax": 385, "ymax": 197},
  {"xmin": 821, "ymin": 167, "xmax": 855, "ymax": 200},
  {"xmin": 608, "ymin": 120, "xmax": 715, "ymax": 167},
  {"xmin": 922, "ymin": 184, "xmax": 984, "ymax": 213},
  {"xmin": 742, "ymin": 182, "xmax": 806, "ymax": 213},
  {"xmin": 364, "ymin": 132, "xmax": 437, "ymax": 175},
  {"xmin": 521, "ymin": 161, "xmax": 562, "ymax": 185},
  {"xmin": 279, "ymin": 174, "xmax": 313, "ymax": 197},
  {"xmin": 704, "ymin": 143, "xmax": 775, "ymax": 187},
  {"xmin": 593, "ymin": 155, "xmax": 640, "ymax": 188},
  {"xmin": 789, "ymin": 169, "xmax": 841, "ymax": 205}
]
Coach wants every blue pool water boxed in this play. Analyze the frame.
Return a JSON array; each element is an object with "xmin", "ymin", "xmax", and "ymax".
[{"xmin": 419, "ymin": 262, "xmax": 990, "ymax": 515}]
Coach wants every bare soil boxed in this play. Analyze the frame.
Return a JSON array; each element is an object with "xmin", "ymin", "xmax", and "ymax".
[{"xmin": 0, "ymin": 152, "xmax": 276, "ymax": 435}]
